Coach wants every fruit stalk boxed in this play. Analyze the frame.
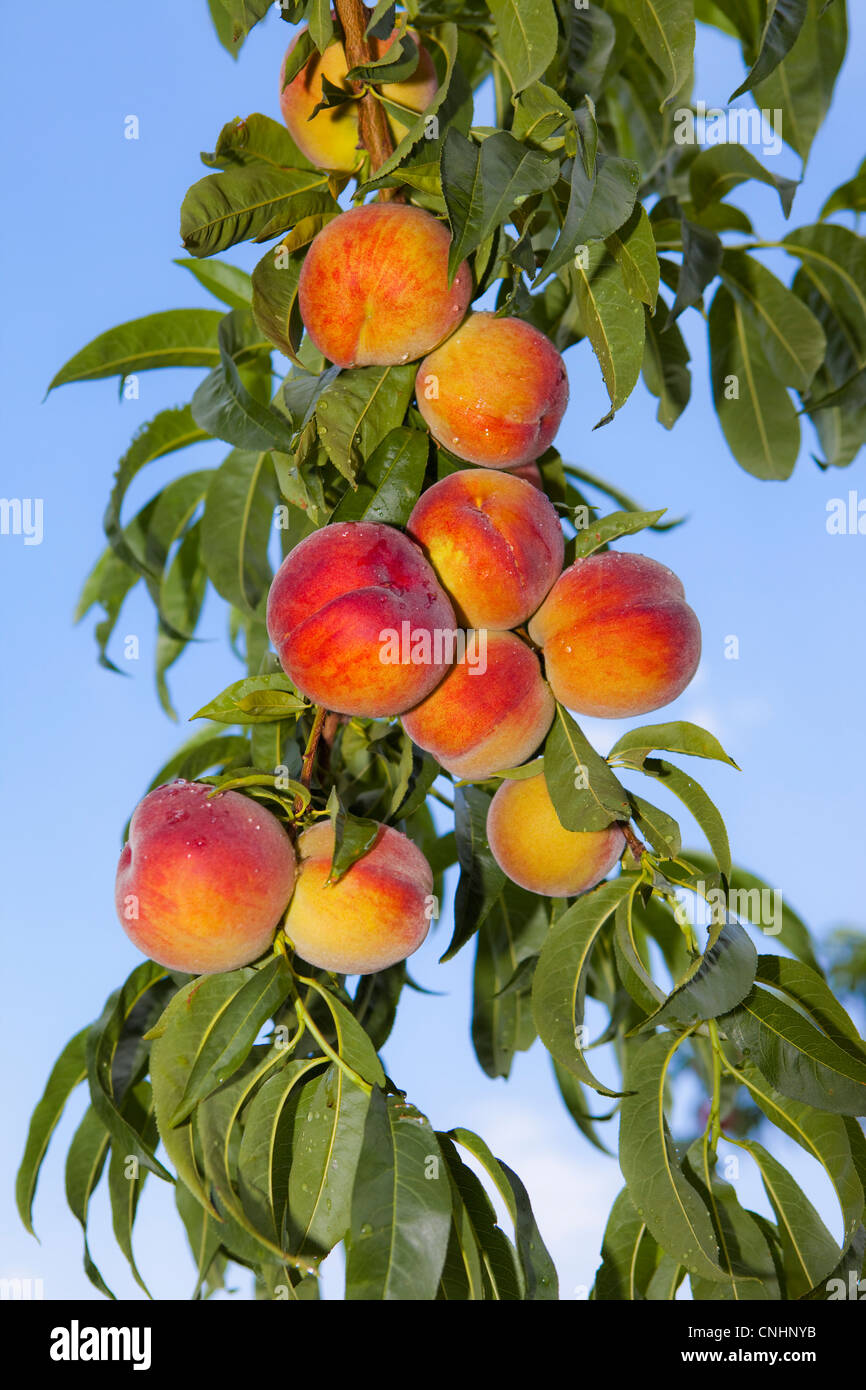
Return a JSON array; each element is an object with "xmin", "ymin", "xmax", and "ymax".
[{"xmin": 334, "ymin": 0, "xmax": 401, "ymax": 189}]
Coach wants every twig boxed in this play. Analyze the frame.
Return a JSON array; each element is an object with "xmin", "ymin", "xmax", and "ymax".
[{"xmin": 334, "ymin": 0, "xmax": 402, "ymax": 194}]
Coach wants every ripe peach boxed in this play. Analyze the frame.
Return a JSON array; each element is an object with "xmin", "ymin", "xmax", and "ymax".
[
  {"xmin": 280, "ymin": 25, "xmax": 437, "ymax": 175},
  {"xmin": 527, "ymin": 551, "xmax": 702, "ymax": 718},
  {"xmin": 401, "ymin": 630, "xmax": 554, "ymax": 780},
  {"xmin": 115, "ymin": 781, "xmax": 296, "ymax": 975},
  {"xmin": 415, "ymin": 312, "xmax": 569, "ymax": 468},
  {"xmin": 298, "ymin": 204, "xmax": 472, "ymax": 368},
  {"xmin": 505, "ymin": 460, "xmax": 544, "ymax": 490},
  {"xmin": 284, "ymin": 821, "xmax": 432, "ymax": 974},
  {"xmin": 406, "ymin": 468, "xmax": 564, "ymax": 630},
  {"xmin": 266, "ymin": 521, "xmax": 456, "ymax": 717},
  {"xmin": 486, "ymin": 772, "xmax": 625, "ymax": 898}
]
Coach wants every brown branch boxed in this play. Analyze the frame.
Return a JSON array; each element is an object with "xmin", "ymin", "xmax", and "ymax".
[
  {"xmin": 621, "ymin": 822, "xmax": 648, "ymax": 863},
  {"xmin": 295, "ymin": 705, "xmax": 328, "ymax": 815},
  {"xmin": 334, "ymin": 0, "xmax": 403, "ymax": 194}
]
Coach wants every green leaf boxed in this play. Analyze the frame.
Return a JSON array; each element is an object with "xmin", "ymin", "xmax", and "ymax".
[
  {"xmin": 174, "ymin": 256, "xmax": 253, "ymax": 309},
  {"xmin": 720, "ymin": 251, "xmax": 825, "ymax": 391},
  {"xmin": 345, "ymin": 1088, "xmax": 451, "ymax": 1299},
  {"xmin": 722, "ymin": 986, "xmax": 866, "ymax": 1114},
  {"xmin": 237, "ymin": 1057, "xmax": 325, "ymax": 1248},
  {"xmin": 155, "ymin": 520, "xmax": 207, "ymax": 719},
  {"xmin": 325, "ymin": 791, "xmax": 381, "ymax": 884},
  {"xmin": 689, "ymin": 144, "xmax": 797, "ymax": 219},
  {"xmin": 566, "ymin": 4, "xmax": 617, "ymax": 102},
  {"xmin": 347, "ymin": 33, "xmax": 420, "ymax": 84},
  {"xmin": 619, "ymin": 0, "xmax": 696, "ymax": 107},
  {"xmin": 686, "ymin": 1140, "xmax": 782, "ymax": 1299},
  {"xmin": 216, "ymin": 0, "xmax": 272, "ymax": 52},
  {"xmin": 606, "ymin": 205, "xmax": 660, "ymax": 307},
  {"xmin": 484, "ymin": 0, "xmax": 558, "ymax": 92},
  {"xmin": 104, "ymin": 407, "xmax": 210, "ymax": 576},
  {"xmin": 609, "ymin": 720, "xmax": 739, "ymax": 769},
  {"xmin": 107, "ymin": 1081, "xmax": 158, "ymax": 1296},
  {"xmin": 593, "ymin": 1186, "xmax": 663, "ymax": 1299},
  {"xmin": 172, "ymin": 956, "xmax": 292, "ymax": 1124},
  {"xmin": 544, "ymin": 704, "xmax": 631, "ymax": 832},
  {"xmin": 330, "ymin": 427, "xmax": 428, "ymax": 525},
  {"xmin": 449, "ymin": 1127, "xmax": 559, "ymax": 1298},
  {"xmin": 356, "ymin": 24, "xmax": 462, "ymax": 189},
  {"xmin": 307, "ymin": 0, "xmax": 335, "ymax": 53},
  {"xmin": 628, "ymin": 794, "xmax": 682, "ymax": 860},
  {"xmin": 637, "ymin": 758, "xmax": 732, "ymax": 876},
  {"xmin": 175, "ymin": 1181, "xmax": 223, "ymax": 1297},
  {"xmin": 552, "ymin": 1060, "xmax": 616, "ymax": 1155},
  {"xmin": 666, "ymin": 218, "xmax": 722, "ymax": 325},
  {"xmin": 682, "ymin": 851, "xmax": 822, "ymax": 973},
  {"xmin": 440, "ymin": 786, "xmax": 506, "ymax": 963},
  {"xmin": 201, "ymin": 449, "xmax": 279, "ymax": 616},
  {"xmin": 754, "ymin": 955, "xmax": 866, "ymax": 1048},
  {"xmin": 752, "ymin": 0, "xmax": 847, "ymax": 166},
  {"xmin": 16, "ymin": 1027, "xmax": 89, "ymax": 1236},
  {"xmin": 251, "ymin": 239, "xmax": 307, "ymax": 363},
  {"xmin": 539, "ymin": 155, "xmax": 640, "ymax": 281},
  {"xmin": 192, "ymin": 314, "xmax": 293, "ymax": 456},
  {"xmin": 642, "ymin": 305, "xmax": 691, "ymax": 428},
  {"xmin": 201, "ymin": 112, "xmax": 313, "ymax": 173},
  {"xmin": 181, "ymin": 164, "xmax": 336, "ymax": 258},
  {"xmin": 48, "ymin": 309, "xmax": 224, "ymax": 390},
  {"xmin": 820, "ymin": 158, "xmax": 866, "ymax": 219},
  {"xmin": 532, "ymin": 877, "xmax": 636, "ymax": 1096},
  {"xmin": 316, "ymin": 364, "xmax": 417, "ymax": 484},
  {"xmin": 635, "ymin": 916, "xmax": 757, "ymax": 1031},
  {"xmin": 472, "ymin": 883, "xmax": 548, "ymax": 1079},
  {"xmin": 572, "ymin": 506, "xmax": 668, "ymax": 558},
  {"xmin": 438, "ymin": 1136, "xmax": 522, "ymax": 1298},
  {"xmin": 709, "ymin": 283, "xmax": 800, "ymax": 480},
  {"xmin": 86, "ymin": 963, "xmax": 172, "ymax": 1183},
  {"xmin": 65, "ymin": 1106, "xmax": 114, "ymax": 1299},
  {"xmin": 619, "ymin": 1033, "xmax": 727, "ymax": 1282},
  {"xmin": 735, "ymin": 1138, "xmax": 840, "ymax": 1296},
  {"xmin": 730, "ymin": 0, "xmax": 808, "ymax": 98},
  {"xmin": 731, "ymin": 1062, "xmax": 864, "ymax": 1260},
  {"xmin": 439, "ymin": 129, "xmax": 559, "ymax": 281},
  {"xmin": 191, "ymin": 673, "xmax": 306, "ymax": 725},
  {"xmin": 283, "ymin": 1064, "xmax": 373, "ymax": 1257},
  {"xmin": 783, "ymin": 224, "xmax": 866, "ymax": 394},
  {"xmin": 573, "ymin": 244, "xmax": 646, "ymax": 416},
  {"xmin": 151, "ymin": 971, "xmax": 259, "ymax": 1214}
]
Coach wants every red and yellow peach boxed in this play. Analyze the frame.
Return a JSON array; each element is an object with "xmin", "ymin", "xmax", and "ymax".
[{"xmin": 486, "ymin": 772, "xmax": 625, "ymax": 897}]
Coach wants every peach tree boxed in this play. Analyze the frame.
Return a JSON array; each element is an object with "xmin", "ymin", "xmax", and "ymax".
[{"xmin": 18, "ymin": 0, "xmax": 866, "ymax": 1301}]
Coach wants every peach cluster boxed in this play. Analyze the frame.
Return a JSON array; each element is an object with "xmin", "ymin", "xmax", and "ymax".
[{"xmin": 115, "ymin": 780, "xmax": 434, "ymax": 977}]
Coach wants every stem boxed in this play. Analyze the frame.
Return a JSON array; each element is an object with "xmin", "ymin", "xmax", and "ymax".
[
  {"xmin": 621, "ymin": 822, "xmax": 648, "ymax": 862},
  {"xmin": 429, "ymin": 787, "xmax": 454, "ymax": 810},
  {"xmin": 290, "ymin": 979, "xmax": 373, "ymax": 1095},
  {"xmin": 295, "ymin": 705, "xmax": 328, "ymax": 815},
  {"xmin": 334, "ymin": 0, "xmax": 401, "ymax": 191},
  {"xmin": 707, "ymin": 1019, "xmax": 723, "ymax": 1152}
]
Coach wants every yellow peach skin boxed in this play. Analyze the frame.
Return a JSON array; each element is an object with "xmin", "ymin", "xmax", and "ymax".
[
  {"xmin": 528, "ymin": 551, "xmax": 702, "ymax": 718},
  {"xmin": 279, "ymin": 25, "xmax": 437, "ymax": 174},
  {"xmin": 407, "ymin": 468, "xmax": 564, "ymax": 630},
  {"xmin": 401, "ymin": 630, "xmax": 555, "ymax": 780},
  {"xmin": 416, "ymin": 312, "xmax": 569, "ymax": 468},
  {"xmin": 284, "ymin": 821, "xmax": 433, "ymax": 974},
  {"xmin": 486, "ymin": 772, "xmax": 625, "ymax": 898},
  {"xmin": 115, "ymin": 781, "xmax": 296, "ymax": 974},
  {"xmin": 298, "ymin": 204, "xmax": 472, "ymax": 368}
]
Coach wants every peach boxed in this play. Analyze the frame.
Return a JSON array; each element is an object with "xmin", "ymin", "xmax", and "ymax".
[
  {"xmin": 402, "ymin": 630, "xmax": 554, "ymax": 780},
  {"xmin": 486, "ymin": 772, "xmax": 625, "ymax": 898},
  {"xmin": 298, "ymin": 204, "xmax": 472, "ymax": 368},
  {"xmin": 415, "ymin": 312, "xmax": 569, "ymax": 468},
  {"xmin": 266, "ymin": 521, "xmax": 456, "ymax": 717},
  {"xmin": 115, "ymin": 781, "xmax": 296, "ymax": 975},
  {"xmin": 527, "ymin": 551, "xmax": 701, "ymax": 718},
  {"xmin": 280, "ymin": 25, "xmax": 437, "ymax": 175},
  {"xmin": 407, "ymin": 468, "xmax": 564, "ymax": 630},
  {"xmin": 284, "ymin": 821, "xmax": 432, "ymax": 974},
  {"xmin": 505, "ymin": 460, "xmax": 544, "ymax": 490}
]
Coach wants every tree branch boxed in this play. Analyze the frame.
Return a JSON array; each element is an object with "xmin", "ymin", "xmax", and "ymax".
[{"xmin": 334, "ymin": 0, "xmax": 402, "ymax": 191}]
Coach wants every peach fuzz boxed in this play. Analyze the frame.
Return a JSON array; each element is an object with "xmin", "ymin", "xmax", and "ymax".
[
  {"xmin": 115, "ymin": 781, "xmax": 296, "ymax": 975},
  {"xmin": 415, "ymin": 312, "xmax": 569, "ymax": 468},
  {"xmin": 266, "ymin": 521, "xmax": 456, "ymax": 718},
  {"xmin": 279, "ymin": 26, "xmax": 437, "ymax": 175},
  {"xmin": 284, "ymin": 821, "xmax": 433, "ymax": 974},
  {"xmin": 401, "ymin": 630, "xmax": 554, "ymax": 780},
  {"xmin": 407, "ymin": 468, "xmax": 564, "ymax": 630},
  {"xmin": 298, "ymin": 204, "xmax": 472, "ymax": 369},
  {"xmin": 486, "ymin": 772, "xmax": 625, "ymax": 898},
  {"xmin": 528, "ymin": 551, "xmax": 701, "ymax": 719}
]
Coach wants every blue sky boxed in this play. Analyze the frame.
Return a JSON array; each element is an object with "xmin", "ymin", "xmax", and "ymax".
[{"xmin": 2, "ymin": 2, "xmax": 864, "ymax": 1301}]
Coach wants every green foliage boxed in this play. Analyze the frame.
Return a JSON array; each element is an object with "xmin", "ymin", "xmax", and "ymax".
[{"xmin": 20, "ymin": 0, "xmax": 866, "ymax": 1303}]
